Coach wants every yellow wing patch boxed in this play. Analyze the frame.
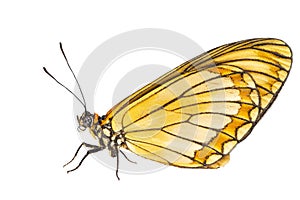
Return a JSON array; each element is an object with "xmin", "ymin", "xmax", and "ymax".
[{"xmin": 102, "ymin": 38, "xmax": 292, "ymax": 168}]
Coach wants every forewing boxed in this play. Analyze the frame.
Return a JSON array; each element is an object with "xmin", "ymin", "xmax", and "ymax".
[{"xmin": 103, "ymin": 38, "xmax": 292, "ymax": 168}]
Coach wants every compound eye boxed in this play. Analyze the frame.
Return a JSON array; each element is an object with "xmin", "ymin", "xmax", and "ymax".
[{"xmin": 84, "ymin": 116, "xmax": 92, "ymax": 126}]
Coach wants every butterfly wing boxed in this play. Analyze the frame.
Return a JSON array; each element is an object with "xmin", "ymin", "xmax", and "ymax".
[{"xmin": 103, "ymin": 38, "xmax": 292, "ymax": 168}]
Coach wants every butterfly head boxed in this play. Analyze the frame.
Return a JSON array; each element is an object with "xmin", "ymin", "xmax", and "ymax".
[{"xmin": 77, "ymin": 111, "xmax": 94, "ymax": 131}]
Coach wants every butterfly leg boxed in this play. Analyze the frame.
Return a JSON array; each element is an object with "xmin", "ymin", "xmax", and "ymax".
[
  {"xmin": 66, "ymin": 147, "xmax": 102, "ymax": 173},
  {"xmin": 116, "ymin": 149, "xmax": 120, "ymax": 180},
  {"xmin": 63, "ymin": 142, "xmax": 99, "ymax": 167},
  {"xmin": 120, "ymin": 150, "xmax": 137, "ymax": 164}
]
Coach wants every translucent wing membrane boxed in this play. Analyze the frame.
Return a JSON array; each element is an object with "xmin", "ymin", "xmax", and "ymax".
[{"xmin": 102, "ymin": 38, "xmax": 292, "ymax": 168}]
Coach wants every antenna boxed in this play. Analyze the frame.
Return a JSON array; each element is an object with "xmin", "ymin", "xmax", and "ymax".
[{"xmin": 43, "ymin": 43, "xmax": 87, "ymax": 112}]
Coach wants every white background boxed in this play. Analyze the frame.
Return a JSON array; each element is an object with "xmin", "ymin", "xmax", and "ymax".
[{"xmin": 1, "ymin": 0, "xmax": 299, "ymax": 199}]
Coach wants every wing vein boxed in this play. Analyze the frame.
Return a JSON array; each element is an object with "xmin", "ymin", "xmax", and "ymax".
[
  {"xmin": 126, "ymin": 140, "xmax": 171, "ymax": 164},
  {"xmin": 126, "ymin": 138, "xmax": 204, "ymax": 164}
]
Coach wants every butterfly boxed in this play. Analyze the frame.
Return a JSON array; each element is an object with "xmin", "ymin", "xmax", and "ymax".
[{"xmin": 44, "ymin": 38, "xmax": 292, "ymax": 180}]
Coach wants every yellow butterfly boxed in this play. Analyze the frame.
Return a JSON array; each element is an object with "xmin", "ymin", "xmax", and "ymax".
[{"xmin": 44, "ymin": 38, "xmax": 292, "ymax": 180}]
